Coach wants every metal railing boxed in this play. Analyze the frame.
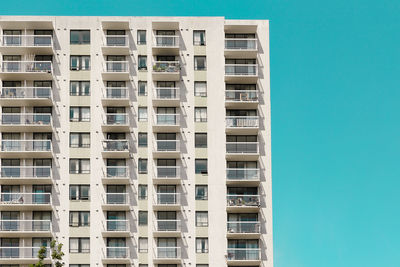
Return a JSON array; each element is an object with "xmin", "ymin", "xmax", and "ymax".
[
  {"xmin": 105, "ymin": 61, "xmax": 128, "ymax": 72},
  {"xmin": 105, "ymin": 166, "xmax": 128, "ymax": 178},
  {"xmin": 104, "ymin": 87, "xmax": 128, "ymax": 99},
  {"xmin": 227, "ymin": 195, "xmax": 260, "ymax": 207},
  {"xmin": 1, "ymin": 140, "xmax": 51, "ymax": 152},
  {"xmin": 226, "ymin": 168, "xmax": 259, "ymax": 181},
  {"xmin": 0, "ymin": 220, "xmax": 51, "ymax": 232},
  {"xmin": 153, "ymin": 35, "xmax": 179, "ymax": 47},
  {"xmin": 226, "ymin": 142, "xmax": 259, "ymax": 154},
  {"xmin": 105, "ymin": 220, "xmax": 129, "ymax": 231},
  {"xmin": 102, "ymin": 140, "xmax": 129, "ymax": 152},
  {"xmin": 155, "ymin": 247, "xmax": 181, "ymax": 259},
  {"xmin": 154, "ymin": 87, "xmax": 179, "ymax": 100},
  {"xmin": 105, "ymin": 113, "xmax": 128, "ymax": 125},
  {"xmin": 0, "ymin": 166, "xmax": 52, "ymax": 178},
  {"xmin": 1, "ymin": 61, "xmax": 52, "ymax": 73},
  {"xmin": 105, "ymin": 247, "xmax": 129, "ymax": 258},
  {"xmin": 154, "ymin": 193, "xmax": 180, "ymax": 205},
  {"xmin": 225, "ymin": 64, "xmax": 257, "ymax": 76},
  {"xmin": 154, "ymin": 219, "xmax": 181, "ymax": 232},
  {"xmin": 226, "ymin": 116, "xmax": 259, "ymax": 128},
  {"xmin": 0, "ymin": 247, "xmax": 51, "ymax": 259},
  {"xmin": 0, "ymin": 113, "xmax": 52, "ymax": 126},
  {"xmin": 154, "ymin": 114, "xmax": 179, "ymax": 126},
  {"xmin": 226, "ymin": 248, "xmax": 260, "ymax": 261},
  {"xmin": 104, "ymin": 35, "xmax": 128, "ymax": 47},
  {"xmin": 155, "ymin": 140, "xmax": 180, "ymax": 152},
  {"xmin": 225, "ymin": 38, "xmax": 257, "ymax": 50},
  {"xmin": 227, "ymin": 221, "xmax": 260, "ymax": 234},
  {"xmin": 225, "ymin": 90, "xmax": 258, "ymax": 102},
  {"xmin": 152, "ymin": 61, "xmax": 180, "ymax": 73},
  {"xmin": 0, "ymin": 193, "xmax": 51, "ymax": 205},
  {"xmin": 1, "ymin": 35, "xmax": 53, "ymax": 47},
  {"xmin": 155, "ymin": 166, "xmax": 180, "ymax": 178},
  {"xmin": 104, "ymin": 193, "xmax": 128, "ymax": 205},
  {"xmin": 1, "ymin": 87, "xmax": 52, "ymax": 99}
]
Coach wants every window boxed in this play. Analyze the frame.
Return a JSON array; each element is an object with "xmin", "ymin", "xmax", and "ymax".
[
  {"xmin": 70, "ymin": 265, "xmax": 90, "ymax": 267},
  {"xmin": 70, "ymin": 107, "xmax": 90, "ymax": 122},
  {"xmin": 69, "ymin": 211, "xmax": 90, "ymax": 226},
  {"xmin": 138, "ymin": 81, "xmax": 147, "ymax": 96},
  {"xmin": 195, "ymin": 185, "xmax": 208, "ymax": 200},
  {"xmin": 138, "ymin": 185, "xmax": 148, "ymax": 200},
  {"xmin": 138, "ymin": 133, "xmax": 147, "ymax": 147},
  {"xmin": 138, "ymin": 159, "xmax": 148, "ymax": 174},
  {"xmin": 194, "ymin": 56, "xmax": 207, "ymax": 70},
  {"xmin": 138, "ymin": 238, "xmax": 148, "ymax": 253},
  {"xmin": 196, "ymin": 265, "xmax": 208, "ymax": 267},
  {"xmin": 138, "ymin": 211, "xmax": 148, "ymax": 225},
  {"xmin": 70, "ymin": 133, "xmax": 90, "ymax": 148},
  {"xmin": 138, "ymin": 107, "xmax": 148, "ymax": 122},
  {"xmin": 139, "ymin": 265, "xmax": 148, "ymax": 267},
  {"xmin": 69, "ymin": 238, "xmax": 90, "ymax": 253},
  {"xmin": 193, "ymin": 30, "xmax": 206, "ymax": 46},
  {"xmin": 196, "ymin": 238, "xmax": 209, "ymax": 253},
  {"xmin": 70, "ymin": 30, "xmax": 90, "ymax": 44},
  {"xmin": 196, "ymin": 211, "xmax": 208, "ymax": 227},
  {"xmin": 69, "ymin": 185, "xmax": 90, "ymax": 200},
  {"xmin": 195, "ymin": 159, "xmax": 208, "ymax": 174},
  {"xmin": 194, "ymin": 82, "xmax": 207, "ymax": 97},
  {"xmin": 138, "ymin": 56, "xmax": 147, "ymax": 70},
  {"xmin": 69, "ymin": 159, "xmax": 90, "ymax": 174},
  {"xmin": 70, "ymin": 81, "xmax": 90, "ymax": 96},
  {"xmin": 137, "ymin": 30, "xmax": 146, "ymax": 44},
  {"xmin": 195, "ymin": 107, "xmax": 207, "ymax": 122},
  {"xmin": 70, "ymin": 56, "xmax": 90, "ymax": 70},
  {"xmin": 195, "ymin": 133, "xmax": 207, "ymax": 148}
]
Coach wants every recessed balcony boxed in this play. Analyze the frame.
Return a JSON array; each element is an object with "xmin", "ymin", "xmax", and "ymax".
[
  {"xmin": 0, "ymin": 113, "xmax": 52, "ymax": 132},
  {"xmin": 152, "ymin": 35, "xmax": 180, "ymax": 54},
  {"xmin": 153, "ymin": 193, "xmax": 181, "ymax": 211},
  {"xmin": 227, "ymin": 221, "xmax": 261, "ymax": 238},
  {"xmin": 226, "ymin": 248, "xmax": 261, "ymax": 265},
  {"xmin": 0, "ymin": 87, "xmax": 52, "ymax": 106},
  {"xmin": 102, "ymin": 113, "xmax": 129, "ymax": 132},
  {"xmin": 226, "ymin": 142, "xmax": 259, "ymax": 160},
  {"xmin": 0, "ymin": 35, "xmax": 53, "ymax": 53},
  {"xmin": 102, "ymin": 247, "xmax": 130, "ymax": 264},
  {"xmin": 152, "ymin": 87, "xmax": 180, "ymax": 106},
  {"xmin": 102, "ymin": 35, "xmax": 129, "ymax": 55},
  {"xmin": 152, "ymin": 61, "xmax": 180, "ymax": 81},
  {"xmin": 102, "ymin": 140, "xmax": 130, "ymax": 158},
  {"xmin": 153, "ymin": 140, "xmax": 180, "ymax": 158},
  {"xmin": 226, "ymin": 194, "xmax": 260, "ymax": 212},
  {"xmin": 0, "ymin": 219, "xmax": 52, "ymax": 237},
  {"xmin": 0, "ymin": 166, "xmax": 52, "ymax": 184},
  {"xmin": 153, "ymin": 166, "xmax": 181, "ymax": 184},
  {"xmin": 153, "ymin": 219, "xmax": 181, "ymax": 237},
  {"xmin": 102, "ymin": 61, "xmax": 129, "ymax": 80},
  {"xmin": 153, "ymin": 114, "xmax": 180, "ymax": 132},
  {"xmin": 225, "ymin": 90, "xmax": 258, "ymax": 108},
  {"xmin": 102, "ymin": 166, "xmax": 130, "ymax": 184},
  {"xmin": 225, "ymin": 64, "xmax": 258, "ymax": 82},
  {"xmin": 102, "ymin": 219, "xmax": 130, "ymax": 237},
  {"xmin": 0, "ymin": 61, "xmax": 52, "ymax": 79},
  {"xmin": 0, "ymin": 140, "xmax": 52, "ymax": 158},
  {"xmin": 0, "ymin": 193, "xmax": 52, "ymax": 211},
  {"xmin": 153, "ymin": 246, "xmax": 181, "ymax": 264},
  {"xmin": 226, "ymin": 116, "xmax": 259, "ymax": 134},
  {"xmin": 224, "ymin": 38, "xmax": 257, "ymax": 57},
  {"xmin": 0, "ymin": 246, "xmax": 51, "ymax": 264},
  {"xmin": 226, "ymin": 168, "xmax": 260, "ymax": 185},
  {"xmin": 101, "ymin": 87, "xmax": 129, "ymax": 106},
  {"xmin": 102, "ymin": 193, "xmax": 130, "ymax": 210}
]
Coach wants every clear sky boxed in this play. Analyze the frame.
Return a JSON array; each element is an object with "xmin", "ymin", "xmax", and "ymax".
[{"xmin": 1, "ymin": 0, "xmax": 399, "ymax": 266}]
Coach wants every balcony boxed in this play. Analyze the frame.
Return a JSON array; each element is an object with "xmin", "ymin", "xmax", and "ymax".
[
  {"xmin": 154, "ymin": 166, "xmax": 181, "ymax": 184},
  {"xmin": 152, "ymin": 35, "xmax": 179, "ymax": 54},
  {"xmin": 0, "ymin": 247, "xmax": 51, "ymax": 264},
  {"xmin": 101, "ymin": 87, "xmax": 129, "ymax": 106},
  {"xmin": 102, "ymin": 220, "xmax": 130, "ymax": 237},
  {"xmin": 0, "ymin": 140, "xmax": 52, "ymax": 158},
  {"xmin": 102, "ymin": 113, "xmax": 129, "ymax": 132},
  {"xmin": 153, "ymin": 114, "xmax": 180, "ymax": 132},
  {"xmin": 0, "ymin": 87, "xmax": 52, "ymax": 106},
  {"xmin": 153, "ymin": 219, "xmax": 181, "ymax": 237},
  {"xmin": 225, "ymin": 64, "xmax": 258, "ymax": 82},
  {"xmin": 0, "ymin": 113, "xmax": 52, "ymax": 132},
  {"xmin": 225, "ymin": 90, "xmax": 258, "ymax": 108},
  {"xmin": 102, "ymin": 140, "xmax": 130, "ymax": 158},
  {"xmin": 226, "ymin": 195, "xmax": 260, "ymax": 212},
  {"xmin": 102, "ymin": 166, "xmax": 130, "ymax": 184},
  {"xmin": 102, "ymin": 35, "xmax": 129, "ymax": 55},
  {"xmin": 153, "ymin": 193, "xmax": 181, "ymax": 211},
  {"xmin": 153, "ymin": 140, "xmax": 180, "ymax": 158},
  {"xmin": 224, "ymin": 38, "xmax": 257, "ymax": 57},
  {"xmin": 102, "ymin": 61, "xmax": 129, "ymax": 80},
  {"xmin": 152, "ymin": 61, "xmax": 180, "ymax": 81},
  {"xmin": 0, "ymin": 193, "xmax": 52, "ymax": 211},
  {"xmin": 153, "ymin": 87, "xmax": 180, "ymax": 106},
  {"xmin": 0, "ymin": 219, "xmax": 52, "ymax": 237},
  {"xmin": 226, "ymin": 168, "xmax": 260, "ymax": 185},
  {"xmin": 0, "ymin": 166, "xmax": 52, "ymax": 185},
  {"xmin": 226, "ymin": 142, "xmax": 259, "ymax": 160},
  {"xmin": 0, "ymin": 35, "xmax": 53, "ymax": 53},
  {"xmin": 0, "ymin": 61, "xmax": 52, "ymax": 79},
  {"xmin": 102, "ymin": 193, "xmax": 130, "ymax": 210},
  {"xmin": 153, "ymin": 247, "xmax": 181, "ymax": 264},
  {"xmin": 226, "ymin": 116, "xmax": 259, "ymax": 134},
  {"xmin": 227, "ymin": 221, "xmax": 261, "ymax": 238},
  {"xmin": 226, "ymin": 248, "xmax": 261, "ymax": 264},
  {"xmin": 102, "ymin": 247, "xmax": 130, "ymax": 264}
]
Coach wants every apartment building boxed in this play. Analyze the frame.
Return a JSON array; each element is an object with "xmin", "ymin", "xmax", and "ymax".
[{"xmin": 0, "ymin": 16, "xmax": 271, "ymax": 267}]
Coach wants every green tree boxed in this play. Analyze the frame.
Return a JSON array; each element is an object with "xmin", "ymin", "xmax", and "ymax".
[{"xmin": 30, "ymin": 240, "xmax": 65, "ymax": 267}]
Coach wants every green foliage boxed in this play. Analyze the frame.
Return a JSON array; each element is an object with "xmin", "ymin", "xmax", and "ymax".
[{"xmin": 30, "ymin": 239, "xmax": 65, "ymax": 267}]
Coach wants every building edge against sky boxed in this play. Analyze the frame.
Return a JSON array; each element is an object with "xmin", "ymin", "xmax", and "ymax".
[{"xmin": 0, "ymin": 16, "xmax": 271, "ymax": 267}]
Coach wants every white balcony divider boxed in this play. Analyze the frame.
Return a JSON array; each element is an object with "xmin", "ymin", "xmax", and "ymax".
[
  {"xmin": 0, "ymin": 220, "xmax": 52, "ymax": 232},
  {"xmin": 105, "ymin": 166, "xmax": 129, "ymax": 178},
  {"xmin": 227, "ymin": 221, "xmax": 261, "ymax": 234},
  {"xmin": 226, "ymin": 168, "xmax": 259, "ymax": 181},
  {"xmin": 1, "ymin": 61, "xmax": 52, "ymax": 73},
  {"xmin": 105, "ymin": 87, "xmax": 128, "ymax": 99},
  {"xmin": 155, "ymin": 193, "xmax": 180, "ymax": 205},
  {"xmin": 105, "ymin": 247, "xmax": 129, "ymax": 258},
  {"xmin": 225, "ymin": 90, "xmax": 258, "ymax": 102},
  {"xmin": 224, "ymin": 38, "xmax": 257, "ymax": 50},
  {"xmin": 154, "ymin": 219, "xmax": 181, "ymax": 232},
  {"xmin": 105, "ymin": 113, "xmax": 128, "ymax": 125},
  {"xmin": 226, "ymin": 116, "xmax": 259, "ymax": 128},
  {"xmin": 0, "ymin": 113, "xmax": 52, "ymax": 126},
  {"xmin": 104, "ymin": 193, "xmax": 128, "ymax": 205},
  {"xmin": 155, "ymin": 166, "xmax": 180, "ymax": 178},
  {"xmin": 104, "ymin": 35, "xmax": 128, "ymax": 47},
  {"xmin": 154, "ymin": 87, "xmax": 179, "ymax": 100},
  {"xmin": 155, "ymin": 246, "xmax": 181, "ymax": 259},
  {"xmin": 1, "ymin": 87, "xmax": 52, "ymax": 99},
  {"xmin": 1, "ymin": 35, "xmax": 53, "ymax": 47},
  {"xmin": 155, "ymin": 140, "xmax": 180, "ymax": 152},
  {"xmin": 105, "ymin": 220, "xmax": 129, "ymax": 231},
  {"xmin": 153, "ymin": 35, "xmax": 179, "ymax": 47},
  {"xmin": 1, "ymin": 140, "xmax": 51, "ymax": 152},
  {"xmin": 154, "ymin": 114, "xmax": 179, "ymax": 126},
  {"xmin": 105, "ymin": 61, "xmax": 128, "ymax": 72},
  {"xmin": 225, "ymin": 64, "xmax": 257, "ymax": 76},
  {"xmin": 152, "ymin": 61, "xmax": 180, "ymax": 73},
  {"xmin": 102, "ymin": 140, "xmax": 129, "ymax": 152},
  {"xmin": 0, "ymin": 247, "xmax": 51, "ymax": 259},
  {"xmin": 0, "ymin": 193, "xmax": 51, "ymax": 205},
  {"xmin": 226, "ymin": 248, "xmax": 261, "ymax": 261},
  {"xmin": 0, "ymin": 166, "xmax": 52, "ymax": 178},
  {"xmin": 226, "ymin": 194, "xmax": 260, "ymax": 207},
  {"xmin": 226, "ymin": 142, "xmax": 259, "ymax": 154}
]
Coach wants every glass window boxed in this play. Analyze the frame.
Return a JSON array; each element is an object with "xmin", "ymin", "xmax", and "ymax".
[
  {"xmin": 69, "ymin": 185, "xmax": 90, "ymax": 200},
  {"xmin": 137, "ymin": 30, "xmax": 146, "ymax": 45},
  {"xmin": 70, "ymin": 107, "xmax": 90, "ymax": 122},
  {"xmin": 196, "ymin": 238, "xmax": 209, "ymax": 253},
  {"xmin": 195, "ymin": 185, "xmax": 208, "ymax": 200},
  {"xmin": 194, "ymin": 56, "xmax": 207, "ymax": 70},
  {"xmin": 69, "ymin": 159, "xmax": 90, "ymax": 174},
  {"xmin": 69, "ymin": 238, "xmax": 90, "ymax": 253},
  {"xmin": 70, "ymin": 30, "xmax": 90, "ymax": 44},
  {"xmin": 138, "ymin": 107, "xmax": 148, "ymax": 122},
  {"xmin": 138, "ymin": 185, "xmax": 147, "ymax": 200},
  {"xmin": 138, "ymin": 159, "xmax": 148, "ymax": 174},
  {"xmin": 194, "ymin": 82, "xmax": 207, "ymax": 97},
  {"xmin": 70, "ymin": 56, "xmax": 90, "ymax": 70},
  {"xmin": 70, "ymin": 81, "xmax": 90, "ymax": 96},
  {"xmin": 193, "ymin": 30, "xmax": 206, "ymax": 46},
  {"xmin": 138, "ymin": 81, "xmax": 147, "ymax": 96},
  {"xmin": 195, "ymin": 133, "xmax": 207, "ymax": 148},
  {"xmin": 197, "ymin": 265, "xmax": 209, "ymax": 267},
  {"xmin": 139, "ymin": 238, "xmax": 148, "ymax": 253},
  {"xmin": 70, "ymin": 133, "xmax": 90, "ymax": 148},
  {"xmin": 138, "ymin": 211, "xmax": 148, "ymax": 225},
  {"xmin": 195, "ymin": 159, "xmax": 207, "ymax": 174},
  {"xmin": 138, "ymin": 56, "xmax": 147, "ymax": 70},
  {"xmin": 196, "ymin": 211, "xmax": 208, "ymax": 227},
  {"xmin": 195, "ymin": 107, "xmax": 207, "ymax": 122},
  {"xmin": 138, "ymin": 133, "xmax": 147, "ymax": 147},
  {"xmin": 69, "ymin": 211, "xmax": 90, "ymax": 226}
]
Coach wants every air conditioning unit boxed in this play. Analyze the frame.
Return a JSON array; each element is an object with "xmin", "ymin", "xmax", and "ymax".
[{"xmin": 240, "ymin": 93, "xmax": 249, "ymax": 101}]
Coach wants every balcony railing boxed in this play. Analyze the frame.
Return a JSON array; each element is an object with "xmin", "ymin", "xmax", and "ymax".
[
  {"xmin": 155, "ymin": 219, "xmax": 181, "ymax": 232},
  {"xmin": 0, "ymin": 193, "xmax": 51, "ymax": 205},
  {"xmin": 227, "ymin": 248, "xmax": 260, "ymax": 261},
  {"xmin": 153, "ymin": 35, "xmax": 179, "ymax": 47},
  {"xmin": 105, "ymin": 61, "xmax": 128, "ymax": 72},
  {"xmin": 105, "ymin": 247, "xmax": 129, "ymax": 258},
  {"xmin": 106, "ymin": 166, "xmax": 128, "ymax": 178},
  {"xmin": 1, "ymin": 113, "xmax": 51, "ymax": 126},
  {"xmin": 226, "ymin": 116, "xmax": 259, "ymax": 128},
  {"xmin": 104, "ymin": 35, "xmax": 128, "ymax": 47},
  {"xmin": 227, "ymin": 221, "xmax": 260, "ymax": 234},
  {"xmin": 155, "ymin": 247, "xmax": 181, "ymax": 259},
  {"xmin": 225, "ymin": 64, "xmax": 257, "ymax": 76},
  {"xmin": 155, "ymin": 114, "xmax": 179, "ymax": 126},
  {"xmin": 156, "ymin": 166, "xmax": 180, "ymax": 178},
  {"xmin": 105, "ymin": 114, "xmax": 128, "ymax": 125},
  {"xmin": 155, "ymin": 140, "xmax": 179, "ymax": 152},
  {"xmin": 104, "ymin": 193, "xmax": 128, "ymax": 205},
  {"xmin": 0, "ymin": 247, "xmax": 50, "ymax": 259},
  {"xmin": 153, "ymin": 61, "xmax": 180, "ymax": 73},
  {"xmin": 226, "ymin": 142, "xmax": 259, "ymax": 154},
  {"xmin": 227, "ymin": 195, "xmax": 260, "ymax": 207},
  {"xmin": 102, "ymin": 140, "xmax": 129, "ymax": 152},
  {"xmin": 225, "ymin": 90, "xmax": 258, "ymax": 102},
  {"xmin": 1, "ymin": 140, "xmax": 51, "ymax": 152},
  {"xmin": 1, "ymin": 61, "xmax": 52, "ymax": 73},
  {"xmin": 104, "ymin": 87, "xmax": 128, "ymax": 99},
  {"xmin": 1, "ymin": 87, "xmax": 52, "ymax": 99},
  {"xmin": 226, "ymin": 168, "xmax": 259, "ymax": 181},
  {"xmin": 225, "ymin": 38, "xmax": 257, "ymax": 50},
  {"xmin": 0, "ymin": 220, "xmax": 51, "ymax": 232},
  {"xmin": 0, "ymin": 166, "xmax": 52, "ymax": 179},
  {"xmin": 155, "ymin": 193, "xmax": 180, "ymax": 205},
  {"xmin": 1, "ymin": 35, "xmax": 53, "ymax": 47},
  {"xmin": 106, "ymin": 220, "xmax": 129, "ymax": 232},
  {"xmin": 154, "ymin": 87, "xmax": 179, "ymax": 100}
]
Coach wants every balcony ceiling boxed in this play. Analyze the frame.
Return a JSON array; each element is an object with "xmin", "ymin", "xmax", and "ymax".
[{"xmin": 0, "ymin": 20, "xmax": 53, "ymax": 29}]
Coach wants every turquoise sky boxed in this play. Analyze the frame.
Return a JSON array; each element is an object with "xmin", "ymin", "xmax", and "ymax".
[{"xmin": 1, "ymin": 0, "xmax": 399, "ymax": 266}]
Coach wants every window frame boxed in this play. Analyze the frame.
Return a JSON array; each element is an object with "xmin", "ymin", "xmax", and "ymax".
[{"xmin": 70, "ymin": 30, "xmax": 90, "ymax": 45}]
